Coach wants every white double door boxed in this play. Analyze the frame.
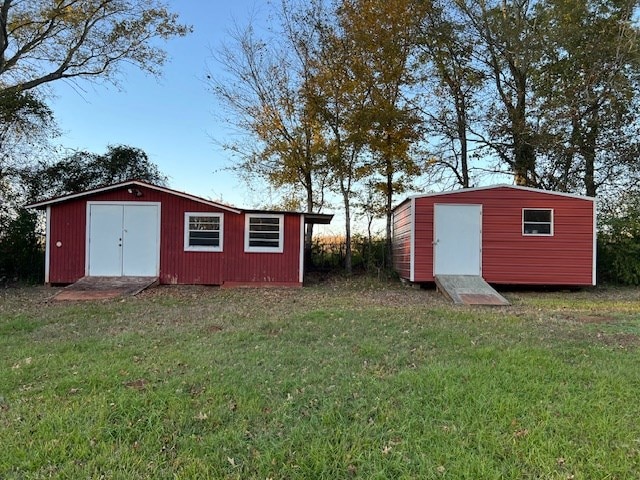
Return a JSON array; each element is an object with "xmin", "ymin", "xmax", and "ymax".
[
  {"xmin": 88, "ymin": 203, "xmax": 160, "ymax": 277},
  {"xmin": 433, "ymin": 204, "xmax": 482, "ymax": 276}
]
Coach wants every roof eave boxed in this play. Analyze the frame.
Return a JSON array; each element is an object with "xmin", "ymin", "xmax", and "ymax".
[
  {"xmin": 393, "ymin": 184, "xmax": 595, "ymax": 211},
  {"xmin": 26, "ymin": 180, "xmax": 243, "ymax": 214}
]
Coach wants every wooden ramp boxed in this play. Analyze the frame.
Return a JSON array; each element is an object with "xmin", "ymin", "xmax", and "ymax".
[
  {"xmin": 434, "ymin": 275, "xmax": 510, "ymax": 306},
  {"xmin": 53, "ymin": 276, "xmax": 159, "ymax": 301}
]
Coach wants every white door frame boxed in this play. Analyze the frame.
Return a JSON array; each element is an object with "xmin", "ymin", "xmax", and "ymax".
[
  {"xmin": 433, "ymin": 203, "xmax": 482, "ymax": 276},
  {"xmin": 85, "ymin": 201, "xmax": 161, "ymax": 277}
]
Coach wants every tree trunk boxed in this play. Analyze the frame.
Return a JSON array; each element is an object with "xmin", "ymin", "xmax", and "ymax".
[
  {"xmin": 582, "ymin": 115, "xmax": 599, "ymax": 197},
  {"xmin": 455, "ymin": 89, "xmax": 470, "ymax": 188},
  {"xmin": 385, "ymin": 157, "xmax": 393, "ymax": 269},
  {"xmin": 304, "ymin": 170, "xmax": 314, "ymax": 270},
  {"xmin": 511, "ymin": 70, "xmax": 536, "ymax": 186},
  {"xmin": 342, "ymin": 188, "xmax": 352, "ymax": 274}
]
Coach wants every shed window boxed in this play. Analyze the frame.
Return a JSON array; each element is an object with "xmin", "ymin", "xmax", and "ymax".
[
  {"xmin": 245, "ymin": 214, "xmax": 284, "ymax": 253},
  {"xmin": 185, "ymin": 213, "xmax": 223, "ymax": 251},
  {"xmin": 523, "ymin": 209, "xmax": 553, "ymax": 236}
]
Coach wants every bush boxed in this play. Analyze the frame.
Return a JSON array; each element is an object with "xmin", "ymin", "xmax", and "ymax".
[
  {"xmin": 0, "ymin": 208, "xmax": 44, "ymax": 284},
  {"xmin": 597, "ymin": 191, "xmax": 640, "ymax": 285},
  {"xmin": 309, "ymin": 234, "xmax": 390, "ymax": 275}
]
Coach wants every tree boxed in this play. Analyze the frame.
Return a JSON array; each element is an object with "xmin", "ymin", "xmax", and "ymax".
[
  {"xmin": 459, "ymin": 0, "xmax": 541, "ymax": 186},
  {"xmin": 0, "ymin": 0, "xmax": 190, "ymax": 94},
  {"xmin": 598, "ymin": 188, "xmax": 640, "ymax": 284},
  {"xmin": 532, "ymin": 0, "xmax": 640, "ymax": 196},
  {"xmin": 209, "ymin": 0, "xmax": 329, "ymax": 251},
  {"xmin": 0, "ymin": 0, "xmax": 188, "ymax": 250},
  {"xmin": 0, "ymin": 89, "xmax": 56, "ymax": 244},
  {"xmin": 0, "ymin": 207, "xmax": 42, "ymax": 283},
  {"xmin": 338, "ymin": 0, "xmax": 428, "ymax": 267},
  {"xmin": 418, "ymin": 0, "xmax": 485, "ymax": 189},
  {"xmin": 307, "ymin": 5, "xmax": 373, "ymax": 275},
  {"xmin": 22, "ymin": 144, "xmax": 168, "ymax": 202}
]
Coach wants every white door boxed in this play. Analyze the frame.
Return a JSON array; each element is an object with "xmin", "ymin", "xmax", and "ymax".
[
  {"xmin": 88, "ymin": 203, "xmax": 160, "ymax": 276},
  {"xmin": 122, "ymin": 205, "xmax": 159, "ymax": 276},
  {"xmin": 433, "ymin": 204, "xmax": 482, "ymax": 276},
  {"xmin": 88, "ymin": 204, "xmax": 123, "ymax": 276}
]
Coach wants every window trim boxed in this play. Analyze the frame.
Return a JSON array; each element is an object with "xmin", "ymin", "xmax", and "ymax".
[
  {"xmin": 184, "ymin": 212, "xmax": 224, "ymax": 252},
  {"xmin": 245, "ymin": 213, "xmax": 285, "ymax": 253},
  {"xmin": 522, "ymin": 208, "xmax": 554, "ymax": 236}
]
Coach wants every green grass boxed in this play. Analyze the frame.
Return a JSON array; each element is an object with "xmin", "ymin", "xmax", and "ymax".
[{"xmin": 1, "ymin": 280, "xmax": 639, "ymax": 479}]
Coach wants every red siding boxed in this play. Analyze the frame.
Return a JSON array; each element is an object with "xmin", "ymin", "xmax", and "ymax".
[
  {"xmin": 392, "ymin": 199, "xmax": 413, "ymax": 280},
  {"xmin": 397, "ymin": 186, "xmax": 595, "ymax": 286},
  {"xmin": 221, "ymin": 213, "xmax": 302, "ymax": 286},
  {"xmin": 48, "ymin": 202, "xmax": 87, "ymax": 284},
  {"xmin": 47, "ymin": 184, "xmax": 302, "ymax": 286}
]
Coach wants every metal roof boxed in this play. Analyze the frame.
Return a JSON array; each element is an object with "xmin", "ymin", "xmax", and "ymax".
[
  {"xmin": 27, "ymin": 180, "xmax": 239, "ymax": 214},
  {"xmin": 26, "ymin": 180, "xmax": 334, "ymax": 223},
  {"xmin": 394, "ymin": 184, "xmax": 595, "ymax": 211}
]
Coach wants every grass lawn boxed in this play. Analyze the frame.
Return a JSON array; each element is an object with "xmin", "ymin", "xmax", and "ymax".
[{"xmin": 1, "ymin": 279, "xmax": 639, "ymax": 479}]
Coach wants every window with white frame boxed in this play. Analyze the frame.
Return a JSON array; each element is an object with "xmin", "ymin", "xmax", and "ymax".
[
  {"xmin": 184, "ymin": 213, "xmax": 223, "ymax": 251},
  {"xmin": 522, "ymin": 209, "xmax": 553, "ymax": 236},
  {"xmin": 245, "ymin": 214, "xmax": 284, "ymax": 253}
]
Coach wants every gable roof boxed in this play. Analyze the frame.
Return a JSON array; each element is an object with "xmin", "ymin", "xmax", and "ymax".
[
  {"xmin": 26, "ymin": 180, "xmax": 334, "ymax": 224},
  {"xmin": 396, "ymin": 184, "xmax": 595, "ymax": 209},
  {"xmin": 26, "ymin": 180, "xmax": 243, "ymax": 213}
]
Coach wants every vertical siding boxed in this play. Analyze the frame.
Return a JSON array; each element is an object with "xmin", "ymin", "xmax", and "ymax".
[
  {"xmin": 410, "ymin": 187, "xmax": 595, "ymax": 285},
  {"xmin": 222, "ymin": 213, "xmax": 302, "ymax": 285},
  {"xmin": 81, "ymin": 187, "xmax": 226, "ymax": 285},
  {"xmin": 413, "ymin": 197, "xmax": 434, "ymax": 281},
  {"xmin": 157, "ymin": 195, "xmax": 224, "ymax": 285},
  {"xmin": 47, "ymin": 184, "xmax": 302, "ymax": 285},
  {"xmin": 48, "ymin": 202, "xmax": 87, "ymax": 284},
  {"xmin": 392, "ymin": 200, "xmax": 413, "ymax": 280}
]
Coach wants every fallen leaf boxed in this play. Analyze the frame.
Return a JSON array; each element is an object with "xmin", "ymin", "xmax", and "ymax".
[{"xmin": 123, "ymin": 378, "xmax": 147, "ymax": 390}]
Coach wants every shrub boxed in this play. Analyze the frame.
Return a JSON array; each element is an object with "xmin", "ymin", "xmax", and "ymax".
[
  {"xmin": 0, "ymin": 208, "xmax": 44, "ymax": 284},
  {"xmin": 597, "ymin": 191, "xmax": 640, "ymax": 285},
  {"xmin": 309, "ymin": 234, "xmax": 390, "ymax": 275}
]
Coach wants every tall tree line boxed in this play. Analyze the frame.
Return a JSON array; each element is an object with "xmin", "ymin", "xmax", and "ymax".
[
  {"xmin": 212, "ymin": 0, "xmax": 639, "ymax": 273},
  {"xmin": 0, "ymin": 1, "xmax": 188, "ymax": 282},
  {"xmin": 0, "ymin": 0, "xmax": 188, "ymax": 198}
]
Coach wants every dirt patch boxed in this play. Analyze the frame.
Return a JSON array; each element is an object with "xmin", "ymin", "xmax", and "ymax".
[
  {"xmin": 55, "ymin": 290, "xmax": 124, "ymax": 301},
  {"xmin": 123, "ymin": 378, "xmax": 148, "ymax": 390},
  {"xmin": 595, "ymin": 332, "xmax": 640, "ymax": 349},
  {"xmin": 565, "ymin": 314, "xmax": 618, "ymax": 324},
  {"xmin": 53, "ymin": 277, "xmax": 158, "ymax": 301}
]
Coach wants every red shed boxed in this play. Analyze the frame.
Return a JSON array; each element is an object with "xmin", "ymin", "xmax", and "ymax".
[
  {"xmin": 28, "ymin": 180, "xmax": 332, "ymax": 287},
  {"xmin": 392, "ymin": 185, "xmax": 596, "ymax": 286}
]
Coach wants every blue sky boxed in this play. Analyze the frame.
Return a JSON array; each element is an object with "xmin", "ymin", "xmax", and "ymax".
[{"xmin": 49, "ymin": 1, "xmax": 265, "ymax": 208}]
